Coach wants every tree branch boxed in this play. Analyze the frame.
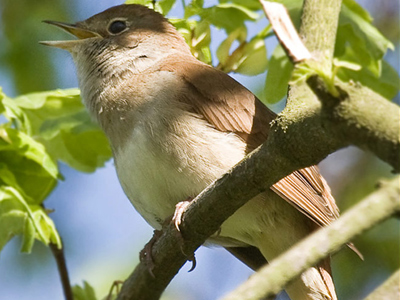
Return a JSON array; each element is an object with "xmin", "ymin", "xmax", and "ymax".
[
  {"xmin": 50, "ymin": 242, "xmax": 73, "ymax": 300},
  {"xmin": 221, "ymin": 177, "xmax": 400, "ymax": 300},
  {"xmin": 308, "ymin": 75, "xmax": 400, "ymax": 172},
  {"xmin": 364, "ymin": 269, "xmax": 400, "ymax": 300}
]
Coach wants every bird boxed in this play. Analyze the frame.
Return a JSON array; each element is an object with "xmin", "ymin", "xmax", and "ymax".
[{"xmin": 42, "ymin": 4, "xmax": 343, "ymax": 299}]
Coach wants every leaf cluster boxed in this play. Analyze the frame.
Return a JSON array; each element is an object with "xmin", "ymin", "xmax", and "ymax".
[
  {"xmin": 130, "ymin": 0, "xmax": 399, "ymax": 104},
  {"xmin": 0, "ymin": 88, "xmax": 111, "ymax": 254}
]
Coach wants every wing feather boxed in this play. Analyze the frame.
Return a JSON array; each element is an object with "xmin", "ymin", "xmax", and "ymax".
[{"xmin": 159, "ymin": 53, "xmax": 339, "ymax": 229}]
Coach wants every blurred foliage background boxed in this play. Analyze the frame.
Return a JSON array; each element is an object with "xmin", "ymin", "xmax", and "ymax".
[{"xmin": 0, "ymin": 0, "xmax": 399, "ymax": 299}]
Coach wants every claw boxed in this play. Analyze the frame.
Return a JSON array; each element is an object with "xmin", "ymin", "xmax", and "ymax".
[
  {"xmin": 173, "ymin": 199, "xmax": 192, "ymax": 232},
  {"xmin": 140, "ymin": 229, "xmax": 163, "ymax": 277},
  {"xmin": 172, "ymin": 198, "xmax": 197, "ymax": 271},
  {"xmin": 106, "ymin": 280, "xmax": 124, "ymax": 300},
  {"xmin": 140, "ymin": 198, "xmax": 197, "ymax": 277},
  {"xmin": 187, "ymin": 254, "xmax": 197, "ymax": 272}
]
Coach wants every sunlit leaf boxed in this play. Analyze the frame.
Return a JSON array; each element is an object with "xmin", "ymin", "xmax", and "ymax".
[
  {"xmin": 0, "ymin": 89, "xmax": 5, "ymax": 114},
  {"xmin": 342, "ymin": 0, "xmax": 373, "ymax": 22},
  {"xmin": 124, "ymin": 0, "xmax": 176, "ymax": 15},
  {"xmin": 0, "ymin": 185, "xmax": 61, "ymax": 253},
  {"xmin": 264, "ymin": 45, "xmax": 293, "ymax": 104},
  {"xmin": 219, "ymin": 0, "xmax": 261, "ymax": 11},
  {"xmin": 200, "ymin": 3, "xmax": 258, "ymax": 33},
  {"xmin": 9, "ymin": 89, "xmax": 112, "ymax": 172},
  {"xmin": 333, "ymin": 58, "xmax": 362, "ymax": 72},
  {"xmin": 235, "ymin": 38, "xmax": 268, "ymax": 76},
  {"xmin": 0, "ymin": 127, "xmax": 59, "ymax": 179},
  {"xmin": 337, "ymin": 60, "xmax": 400, "ymax": 100},
  {"xmin": 73, "ymin": 281, "xmax": 98, "ymax": 300},
  {"xmin": 216, "ymin": 26, "xmax": 247, "ymax": 67},
  {"xmin": 170, "ymin": 18, "xmax": 212, "ymax": 64}
]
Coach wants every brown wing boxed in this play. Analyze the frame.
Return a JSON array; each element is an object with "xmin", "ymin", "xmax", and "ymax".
[
  {"xmin": 272, "ymin": 166, "xmax": 339, "ymax": 227},
  {"xmin": 159, "ymin": 53, "xmax": 274, "ymax": 153},
  {"xmin": 159, "ymin": 53, "xmax": 339, "ymax": 227}
]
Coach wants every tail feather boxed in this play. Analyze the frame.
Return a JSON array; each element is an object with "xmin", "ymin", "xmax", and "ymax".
[
  {"xmin": 318, "ymin": 258, "xmax": 337, "ymax": 300},
  {"xmin": 285, "ymin": 263, "xmax": 336, "ymax": 300}
]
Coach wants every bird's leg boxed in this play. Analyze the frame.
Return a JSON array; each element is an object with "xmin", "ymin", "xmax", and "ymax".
[
  {"xmin": 172, "ymin": 198, "xmax": 192, "ymax": 232},
  {"xmin": 106, "ymin": 280, "xmax": 124, "ymax": 300},
  {"xmin": 172, "ymin": 197, "xmax": 197, "ymax": 272},
  {"xmin": 139, "ymin": 229, "xmax": 163, "ymax": 277},
  {"xmin": 140, "ymin": 197, "xmax": 197, "ymax": 276}
]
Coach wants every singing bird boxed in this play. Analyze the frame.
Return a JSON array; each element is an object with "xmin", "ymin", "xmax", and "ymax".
[{"xmin": 42, "ymin": 4, "xmax": 343, "ymax": 299}]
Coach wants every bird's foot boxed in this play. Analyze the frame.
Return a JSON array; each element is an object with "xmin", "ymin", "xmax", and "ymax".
[
  {"xmin": 139, "ymin": 198, "xmax": 197, "ymax": 276},
  {"xmin": 172, "ymin": 198, "xmax": 197, "ymax": 272},
  {"xmin": 106, "ymin": 279, "xmax": 124, "ymax": 300},
  {"xmin": 173, "ymin": 198, "xmax": 192, "ymax": 232},
  {"xmin": 139, "ymin": 229, "xmax": 163, "ymax": 277}
]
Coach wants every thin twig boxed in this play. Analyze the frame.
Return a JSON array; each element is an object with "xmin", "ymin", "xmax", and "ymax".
[{"xmin": 50, "ymin": 242, "xmax": 73, "ymax": 300}]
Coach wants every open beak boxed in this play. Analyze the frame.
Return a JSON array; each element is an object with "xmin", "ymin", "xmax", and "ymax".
[{"xmin": 40, "ymin": 20, "xmax": 100, "ymax": 50}]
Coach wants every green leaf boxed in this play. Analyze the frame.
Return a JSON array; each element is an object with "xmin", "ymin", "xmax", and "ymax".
[
  {"xmin": 2, "ymin": 97, "xmax": 32, "ymax": 134},
  {"xmin": 0, "ymin": 163, "xmax": 32, "ymax": 201},
  {"xmin": 156, "ymin": 0, "xmax": 176, "ymax": 15},
  {"xmin": 124, "ymin": 0, "xmax": 176, "ymax": 15},
  {"xmin": 0, "ymin": 89, "xmax": 5, "ymax": 114},
  {"xmin": 0, "ymin": 208, "xmax": 26, "ymax": 252},
  {"xmin": 200, "ymin": 3, "xmax": 259, "ymax": 33},
  {"xmin": 170, "ymin": 18, "xmax": 212, "ymax": 65},
  {"xmin": 192, "ymin": 20, "xmax": 211, "ymax": 49},
  {"xmin": 191, "ymin": 20, "xmax": 212, "ymax": 64},
  {"xmin": 124, "ymin": 0, "xmax": 152, "ymax": 5},
  {"xmin": 184, "ymin": 0, "xmax": 204, "ymax": 18},
  {"xmin": 264, "ymin": 45, "xmax": 293, "ymax": 104},
  {"xmin": 8, "ymin": 89, "xmax": 112, "ymax": 172},
  {"xmin": 41, "ymin": 129, "xmax": 111, "ymax": 173},
  {"xmin": 12, "ymin": 89, "xmax": 82, "ymax": 135},
  {"xmin": 290, "ymin": 62, "xmax": 315, "ymax": 86},
  {"xmin": 0, "ymin": 185, "xmax": 61, "ymax": 253},
  {"xmin": 219, "ymin": 0, "xmax": 261, "ymax": 11},
  {"xmin": 235, "ymin": 38, "xmax": 268, "ymax": 76},
  {"xmin": 39, "ymin": 111, "xmax": 96, "ymax": 140},
  {"xmin": 333, "ymin": 2, "xmax": 399, "ymax": 99},
  {"xmin": 0, "ymin": 127, "xmax": 58, "ymax": 203},
  {"xmin": 216, "ymin": 26, "xmax": 247, "ymax": 66},
  {"xmin": 342, "ymin": 0, "xmax": 373, "ymax": 22},
  {"xmin": 21, "ymin": 217, "xmax": 35, "ymax": 252},
  {"xmin": 31, "ymin": 205, "xmax": 62, "ymax": 248},
  {"xmin": 0, "ymin": 127, "xmax": 59, "ymax": 179},
  {"xmin": 337, "ymin": 60, "xmax": 400, "ymax": 100},
  {"xmin": 333, "ymin": 58, "xmax": 362, "ymax": 72},
  {"xmin": 73, "ymin": 281, "xmax": 98, "ymax": 300},
  {"xmin": 337, "ymin": 4, "xmax": 394, "ymax": 70}
]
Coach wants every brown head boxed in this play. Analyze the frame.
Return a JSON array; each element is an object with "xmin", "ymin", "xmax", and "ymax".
[
  {"xmin": 41, "ymin": 4, "xmax": 191, "ymax": 125},
  {"xmin": 41, "ymin": 4, "xmax": 191, "ymax": 85},
  {"xmin": 41, "ymin": 4, "xmax": 189, "ymax": 54}
]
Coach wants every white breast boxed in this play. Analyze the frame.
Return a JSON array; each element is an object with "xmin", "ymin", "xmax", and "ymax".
[{"xmin": 113, "ymin": 109, "xmax": 246, "ymax": 229}]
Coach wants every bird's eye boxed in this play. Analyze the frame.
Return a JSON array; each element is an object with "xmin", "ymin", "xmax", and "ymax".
[{"xmin": 108, "ymin": 20, "xmax": 127, "ymax": 34}]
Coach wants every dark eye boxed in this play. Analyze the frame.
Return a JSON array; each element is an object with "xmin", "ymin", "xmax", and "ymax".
[{"xmin": 108, "ymin": 20, "xmax": 127, "ymax": 34}]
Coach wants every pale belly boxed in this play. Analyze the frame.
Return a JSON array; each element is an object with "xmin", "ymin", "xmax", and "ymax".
[
  {"xmin": 112, "ymin": 114, "xmax": 310, "ymax": 251},
  {"xmin": 113, "ymin": 116, "xmax": 247, "ymax": 230}
]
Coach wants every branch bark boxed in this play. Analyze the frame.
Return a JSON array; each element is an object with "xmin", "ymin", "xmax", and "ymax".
[
  {"xmin": 308, "ymin": 75, "xmax": 400, "ymax": 172},
  {"xmin": 221, "ymin": 177, "xmax": 400, "ymax": 300}
]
